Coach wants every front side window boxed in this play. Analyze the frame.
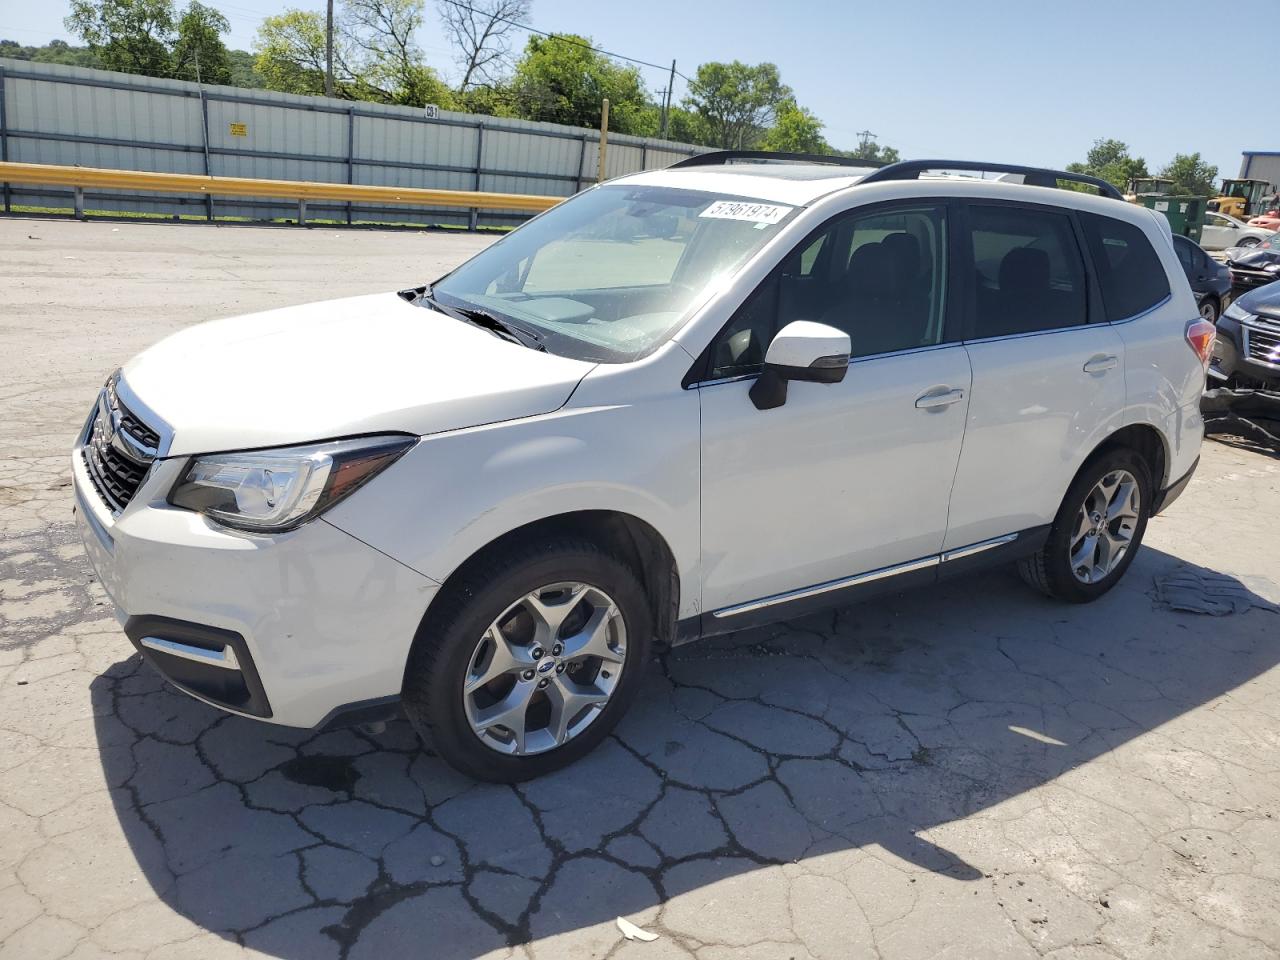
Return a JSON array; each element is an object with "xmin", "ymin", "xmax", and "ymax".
[
  {"xmin": 708, "ymin": 204, "xmax": 949, "ymax": 378},
  {"xmin": 967, "ymin": 204, "xmax": 1088, "ymax": 338},
  {"xmin": 1078, "ymin": 212, "xmax": 1171, "ymax": 321},
  {"xmin": 431, "ymin": 186, "xmax": 797, "ymax": 362}
]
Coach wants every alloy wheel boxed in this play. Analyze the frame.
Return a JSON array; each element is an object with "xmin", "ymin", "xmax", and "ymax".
[
  {"xmin": 462, "ymin": 582, "xmax": 626, "ymax": 755},
  {"xmin": 1069, "ymin": 469, "xmax": 1141, "ymax": 584}
]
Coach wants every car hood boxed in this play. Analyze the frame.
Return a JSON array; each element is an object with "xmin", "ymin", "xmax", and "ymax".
[
  {"xmin": 1235, "ymin": 279, "xmax": 1280, "ymax": 319},
  {"xmin": 122, "ymin": 292, "xmax": 596, "ymax": 457},
  {"xmin": 1229, "ymin": 249, "xmax": 1280, "ymax": 270}
]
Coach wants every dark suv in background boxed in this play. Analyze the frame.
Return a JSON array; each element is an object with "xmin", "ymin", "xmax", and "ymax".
[
  {"xmin": 1173, "ymin": 234, "xmax": 1232, "ymax": 322},
  {"xmin": 1212, "ymin": 280, "xmax": 1280, "ymax": 390}
]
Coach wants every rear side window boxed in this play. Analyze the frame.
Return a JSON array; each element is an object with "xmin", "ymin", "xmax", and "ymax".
[
  {"xmin": 1078, "ymin": 212, "xmax": 1171, "ymax": 321},
  {"xmin": 967, "ymin": 205, "xmax": 1088, "ymax": 337},
  {"xmin": 1173, "ymin": 236, "xmax": 1195, "ymax": 275}
]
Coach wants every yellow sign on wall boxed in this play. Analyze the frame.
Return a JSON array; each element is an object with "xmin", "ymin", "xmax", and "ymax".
[{"xmin": 228, "ymin": 122, "xmax": 248, "ymax": 137}]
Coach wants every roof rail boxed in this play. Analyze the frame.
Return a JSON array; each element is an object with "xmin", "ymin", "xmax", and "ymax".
[
  {"xmin": 858, "ymin": 159, "xmax": 1124, "ymax": 200},
  {"xmin": 669, "ymin": 150, "xmax": 886, "ymax": 170}
]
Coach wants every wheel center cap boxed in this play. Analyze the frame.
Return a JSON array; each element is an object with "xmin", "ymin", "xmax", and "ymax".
[{"xmin": 536, "ymin": 658, "xmax": 558, "ymax": 675}]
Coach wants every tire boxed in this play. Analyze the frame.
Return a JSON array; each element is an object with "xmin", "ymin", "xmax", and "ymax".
[
  {"xmin": 402, "ymin": 535, "xmax": 653, "ymax": 782},
  {"xmin": 1238, "ymin": 236, "xmax": 1261, "ymax": 248},
  {"xmin": 1199, "ymin": 297, "xmax": 1219, "ymax": 323},
  {"xmin": 1018, "ymin": 448, "xmax": 1153, "ymax": 603}
]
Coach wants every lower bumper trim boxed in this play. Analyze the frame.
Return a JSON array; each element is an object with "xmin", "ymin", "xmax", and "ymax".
[
  {"xmin": 124, "ymin": 615, "xmax": 273, "ymax": 719},
  {"xmin": 139, "ymin": 635, "xmax": 240, "ymax": 671}
]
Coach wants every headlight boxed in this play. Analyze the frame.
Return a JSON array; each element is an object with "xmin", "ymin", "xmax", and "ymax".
[
  {"xmin": 169, "ymin": 435, "xmax": 415, "ymax": 531},
  {"xmin": 1223, "ymin": 301, "xmax": 1251, "ymax": 322}
]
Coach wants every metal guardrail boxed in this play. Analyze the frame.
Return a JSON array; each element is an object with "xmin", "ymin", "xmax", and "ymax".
[
  {"xmin": 0, "ymin": 61, "xmax": 703, "ymax": 226},
  {"xmin": 0, "ymin": 161, "xmax": 563, "ymax": 225}
]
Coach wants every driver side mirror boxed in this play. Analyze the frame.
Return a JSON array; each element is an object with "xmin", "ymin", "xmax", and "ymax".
[{"xmin": 749, "ymin": 320, "xmax": 851, "ymax": 410}]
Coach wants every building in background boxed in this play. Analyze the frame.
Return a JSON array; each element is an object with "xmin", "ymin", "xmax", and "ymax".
[{"xmin": 1239, "ymin": 151, "xmax": 1280, "ymax": 188}]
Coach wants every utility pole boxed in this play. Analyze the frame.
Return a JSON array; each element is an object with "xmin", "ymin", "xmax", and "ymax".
[
  {"xmin": 325, "ymin": 0, "xmax": 335, "ymax": 98},
  {"xmin": 598, "ymin": 98, "xmax": 610, "ymax": 184},
  {"xmin": 856, "ymin": 129, "xmax": 877, "ymax": 152},
  {"xmin": 659, "ymin": 59, "xmax": 675, "ymax": 139}
]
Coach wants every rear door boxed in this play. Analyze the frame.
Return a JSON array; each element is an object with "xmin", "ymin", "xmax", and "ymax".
[{"xmin": 943, "ymin": 201, "xmax": 1126, "ymax": 551}]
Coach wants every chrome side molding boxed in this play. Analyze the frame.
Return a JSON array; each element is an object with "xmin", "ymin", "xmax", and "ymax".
[
  {"xmin": 939, "ymin": 532, "xmax": 1019, "ymax": 563},
  {"xmin": 712, "ymin": 532, "xmax": 1020, "ymax": 620}
]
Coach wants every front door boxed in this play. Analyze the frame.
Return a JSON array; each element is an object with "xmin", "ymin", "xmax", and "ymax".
[
  {"xmin": 1200, "ymin": 213, "xmax": 1236, "ymax": 251},
  {"xmin": 696, "ymin": 201, "xmax": 970, "ymax": 616}
]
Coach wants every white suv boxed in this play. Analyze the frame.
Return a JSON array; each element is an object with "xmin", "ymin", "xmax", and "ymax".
[{"xmin": 73, "ymin": 154, "xmax": 1210, "ymax": 781}]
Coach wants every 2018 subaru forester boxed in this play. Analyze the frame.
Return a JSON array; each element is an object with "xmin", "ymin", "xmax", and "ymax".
[{"xmin": 73, "ymin": 154, "xmax": 1209, "ymax": 781}]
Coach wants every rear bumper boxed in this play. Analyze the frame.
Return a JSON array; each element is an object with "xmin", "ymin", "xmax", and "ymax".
[
  {"xmin": 72, "ymin": 450, "xmax": 438, "ymax": 728},
  {"xmin": 1152, "ymin": 457, "xmax": 1198, "ymax": 516}
]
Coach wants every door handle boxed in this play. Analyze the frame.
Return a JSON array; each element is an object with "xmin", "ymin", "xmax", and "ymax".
[
  {"xmin": 1082, "ymin": 354, "xmax": 1118, "ymax": 374},
  {"xmin": 915, "ymin": 387, "xmax": 966, "ymax": 409}
]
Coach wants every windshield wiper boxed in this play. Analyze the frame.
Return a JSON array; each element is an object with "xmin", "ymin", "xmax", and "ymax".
[{"xmin": 418, "ymin": 290, "xmax": 546, "ymax": 352}]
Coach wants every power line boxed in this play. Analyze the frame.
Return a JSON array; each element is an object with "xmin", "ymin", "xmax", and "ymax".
[{"xmin": 438, "ymin": 0, "xmax": 687, "ymax": 82}]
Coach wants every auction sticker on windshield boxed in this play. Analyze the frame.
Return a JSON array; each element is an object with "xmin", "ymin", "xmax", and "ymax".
[{"xmin": 699, "ymin": 201, "xmax": 792, "ymax": 224}]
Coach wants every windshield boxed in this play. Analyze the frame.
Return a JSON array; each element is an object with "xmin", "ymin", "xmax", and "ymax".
[{"xmin": 430, "ymin": 184, "xmax": 797, "ymax": 362}]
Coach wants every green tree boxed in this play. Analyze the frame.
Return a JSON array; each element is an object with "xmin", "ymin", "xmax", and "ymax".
[
  {"xmin": 1160, "ymin": 152, "xmax": 1218, "ymax": 197},
  {"xmin": 1065, "ymin": 138, "xmax": 1148, "ymax": 190},
  {"xmin": 254, "ymin": 9, "xmax": 330, "ymax": 95},
  {"xmin": 840, "ymin": 140, "xmax": 900, "ymax": 164},
  {"xmin": 65, "ymin": 0, "xmax": 175, "ymax": 77},
  {"xmin": 683, "ymin": 61, "xmax": 791, "ymax": 149},
  {"xmin": 171, "ymin": 1, "xmax": 231, "ymax": 84},
  {"xmin": 255, "ymin": 0, "xmax": 453, "ymax": 105},
  {"xmin": 343, "ymin": 0, "xmax": 451, "ymax": 105},
  {"xmin": 662, "ymin": 105, "xmax": 711, "ymax": 146},
  {"xmin": 507, "ymin": 34, "xmax": 651, "ymax": 134},
  {"xmin": 226, "ymin": 48, "xmax": 264, "ymax": 87},
  {"xmin": 437, "ymin": 0, "xmax": 529, "ymax": 91},
  {"xmin": 0, "ymin": 38, "xmax": 101, "ymax": 67},
  {"xmin": 760, "ymin": 101, "xmax": 827, "ymax": 154}
]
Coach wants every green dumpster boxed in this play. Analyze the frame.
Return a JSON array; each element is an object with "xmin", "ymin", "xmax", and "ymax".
[{"xmin": 1138, "ymin": 195, "xmax": 1206, "ymax": 243}]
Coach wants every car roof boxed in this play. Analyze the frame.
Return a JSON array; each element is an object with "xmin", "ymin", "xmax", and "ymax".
[
  {"xmin": 614, "ymin": 165, "xmax": 873, "ymax": 205},
  {"xmin": 613, "ymin": 165, "xmax": 1159, "ymax": 226}
]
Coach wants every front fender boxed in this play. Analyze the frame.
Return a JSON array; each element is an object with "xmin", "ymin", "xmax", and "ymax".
[{"xmin": 324, "ymin": 391, "xmax": 702, "ymax": 619}]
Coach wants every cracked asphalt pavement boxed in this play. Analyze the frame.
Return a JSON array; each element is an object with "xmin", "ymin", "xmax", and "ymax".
[{"xmin": 3, "ymin": 218, "xmax": 1280, "ymax": 959}]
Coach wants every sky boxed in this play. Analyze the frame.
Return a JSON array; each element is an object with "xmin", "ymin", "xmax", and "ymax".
[{"xmin": 0, "ymin": 0, "xmax": 1255, "ymax": 181}]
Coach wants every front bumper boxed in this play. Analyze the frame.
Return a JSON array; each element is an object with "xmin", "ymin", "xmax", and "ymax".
[
  {"xmin": 1212, "ymin": 314, "xmax": 1280, "ymax": 389},
  {"xmin": 72, "ymin": 443, "xmax": 438, "ymax": 728}
]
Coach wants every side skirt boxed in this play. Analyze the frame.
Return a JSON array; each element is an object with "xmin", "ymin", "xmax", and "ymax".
[{"xmin": 674, "ymin": 526, "xmax": 1049, "ymax": 645}]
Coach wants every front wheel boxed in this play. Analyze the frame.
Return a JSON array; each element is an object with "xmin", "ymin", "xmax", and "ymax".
[
  {"xmin": 402, "ymin": 536, "xmax": 653, "ymax": 782},
  {"xmin": 1238, "ymin": 236, "xmax": 1261, "ymax": 248},
  {"xmin": 1199, "ymin": 297, "xmax": 1219, "ymax": 323},
  {"xmin": 1018, "ymin": 449, "xmax": 1152, "ymax": 603}
]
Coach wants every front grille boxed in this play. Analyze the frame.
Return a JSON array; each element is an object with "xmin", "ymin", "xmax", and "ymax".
[
  {"xmin": 81, "ymin": 382, "xmax": 159, "ymax": 514},
  {"xmin": 1244, "ymin": 322, "xmax": 1280, "ymax": 369},
  {"xmin": 106, "ymin": 376, "xmax": 161, "ymax": 449}
]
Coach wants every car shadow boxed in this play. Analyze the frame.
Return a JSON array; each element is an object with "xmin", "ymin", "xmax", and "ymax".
[{"xmin": 90, "ymin": 545, "xmax": 1280, "ymax": 957}]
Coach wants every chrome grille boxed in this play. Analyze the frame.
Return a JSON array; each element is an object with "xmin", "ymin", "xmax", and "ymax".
[
  {"xmin": 1244, "ymin": 321, "xmax": 1280, "ymax": 370},
  {"xmin": 106, "ymin": 376, "xmax": 161, "ymax": 449},
  {"xmin": 81, "ymin": 381, "xmax": 159, "ymax": 514}
]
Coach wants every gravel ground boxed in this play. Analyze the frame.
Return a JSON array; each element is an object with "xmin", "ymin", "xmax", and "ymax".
[{"xmin": 2, "ymin": 217, "xmax": 1279, "ymax": 960}]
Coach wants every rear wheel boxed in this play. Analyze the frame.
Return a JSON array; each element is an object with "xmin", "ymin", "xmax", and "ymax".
[
  {"xmin": 402, "ymin": 536, "xmax": 652, "ymax": 782},
  {"xmin": 1199, "ymin": 297, "xmax": 1219, "ymax": 323},
  {"xmin": 1238, "ymin": 236, "xmax": 1261, "ymax": 248},
  {"xmin": 1018, "ymin": 449, "xmax": 1152, "ymax": 603}
]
